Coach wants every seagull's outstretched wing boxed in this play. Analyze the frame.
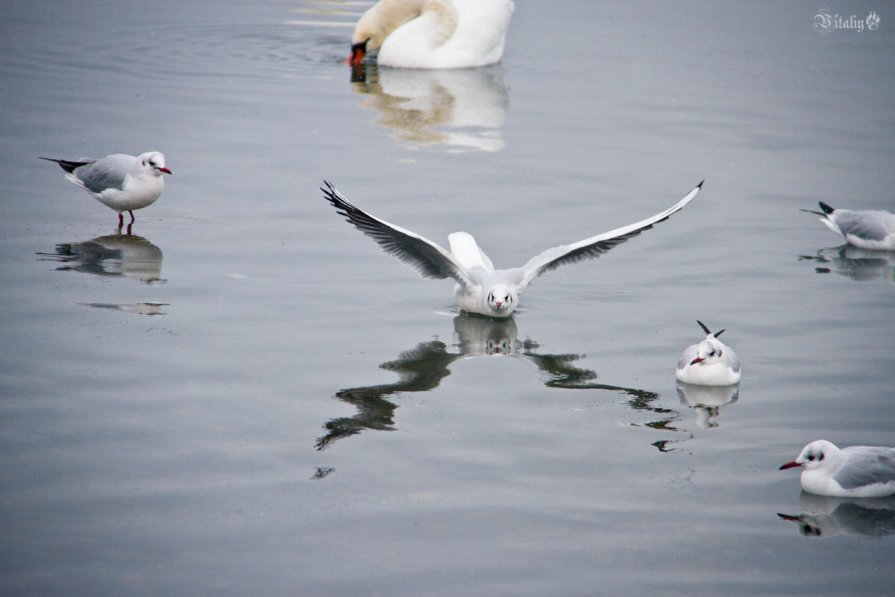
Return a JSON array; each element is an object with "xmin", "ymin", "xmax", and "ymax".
[
  {"xmin": 513, "ymin": 181, "xmax": 703, "ymax": 289},
  {"xmin": 322, "ymin": 181, "xmax": 474, "ymax": 287}
]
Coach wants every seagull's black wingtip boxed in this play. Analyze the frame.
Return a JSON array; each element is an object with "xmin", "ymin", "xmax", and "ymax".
[
  {"xmin": 321, "ymin": 180, "xmax": 341, "ymax": 201},
  {"xmin": 818, "ymin": 201, "xmax": 835, "ymax": 215},
  {"xmin": 696, "ymin": 179, "xmax": 705, "ymax": 189}
]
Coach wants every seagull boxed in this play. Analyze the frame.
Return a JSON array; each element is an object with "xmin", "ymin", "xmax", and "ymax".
[
  {"xmin": 780, "ymin": 440, "xmax": 895, "ymax": 498},
  {"xmin": 675, "ymin": 320, "xmax": 741, "ymax": 386},
  {"xmin": 349, "ymin": 0, "xmax": 514, "ymax": 68},
  {"xmin": 41, "ymin": 152, "xmax": 172, "ymax": 230},
  {"xmin": 322, "ymin": 180, "xmax": 702, "ymax": 318},
  {"xmin": 802, "ymin": 202, "xmax": 895, "ymax": 250}
]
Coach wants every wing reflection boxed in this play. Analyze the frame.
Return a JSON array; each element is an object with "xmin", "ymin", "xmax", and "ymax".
[
  {"xmin": 676, "ymin": 382, "xmax": 739, "ymax": 429},
  {"xmin": 778, "ymin": 492, "xmax": 895, "ymax": 539},
  {"xmin": 350, "ymin": 64, "xmax": 509, "ymax": 152},
  {"xmin": 317, "ymin": 314, "xmax": 677, "ymax": 451},
  {"xmin": 38, "ymin": 233, "xmax": 165, "ymax": 284},
  {"xmin": 799, "ymin": 244, "xmax": 895, "ymax": 284}
]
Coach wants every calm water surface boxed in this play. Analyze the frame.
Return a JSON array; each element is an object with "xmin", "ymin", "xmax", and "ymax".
[{"xmin": 1, "ymin": 1, "xmax": 894, "ymax": 595}]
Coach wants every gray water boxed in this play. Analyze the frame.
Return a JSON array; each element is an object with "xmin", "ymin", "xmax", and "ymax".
[{"xmin": 2, "ymin": 1, "xmax": 894, "ymax": 595}]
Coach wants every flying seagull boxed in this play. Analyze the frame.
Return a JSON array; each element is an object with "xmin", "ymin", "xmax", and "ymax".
[
  {"xmin": 41, "ymin": 152, "xmax": 172, "ymax": 230},
  {"xmin": 322, "ymin": 180, "xmax": 702, "ymax": 318}
]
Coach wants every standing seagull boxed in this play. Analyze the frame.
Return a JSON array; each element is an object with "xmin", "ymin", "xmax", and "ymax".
[
  {"xmin": 41, "ymin": 152, "xmax": 172, "ymax": 230},
  {"xmin": 675, "ymin": 320, "xmax": 741, "ymax": 386},
  {"xmin": 803, "ymin": 202, "xmax": 895, "ymax": 250},
  {"xmin": 780, "ymin": 440, "xmax": 895, "ymax": 498},
  {"xmin": 322, "ymin": 180, "xmax": 702, "ymax": 318}
]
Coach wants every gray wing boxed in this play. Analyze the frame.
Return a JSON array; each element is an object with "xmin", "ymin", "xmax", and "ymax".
[
  {"xmin": 836, "ymin": 447, "xmax": 895, "ymax": 490},
  {"xmin": 833, "ymin": 210, "xmax": 892, "ymax": 242},
  {"xmin": 725, "ymin": 347, "xmax": 741, "ymax": 373},
  {"xmin": 322, "ymin": 181, "xmax": 474, "ymax": 287},
  {"xmin": 75, "ymin": 154, "xmax": 133, "ymax": 193},
  {"xmin": 514, "ymin": 181, "xmax": 702, "ymax": 289}
]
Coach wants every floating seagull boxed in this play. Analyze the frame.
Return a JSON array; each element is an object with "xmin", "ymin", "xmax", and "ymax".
[
  {"xmin": 802, "ymin": 202, "xmax": 895, "ymax": 250},
  {"xmin": 322, "ymin": 180, "xmax": 702, "ymax": 318},
  {"xmin": 780, "ymin": 440, "xmax": 895, "ymax": 498},
  {"xmin": 349, "ymin": 0, "xmax": 515, "ymax": 68},
  {"xmin": 41, "ymin": 152, "xmax": 172, "ymax": 230},
  {"xmin": 675, "ymin": 320, "xmax": 741, "ymax": 386}
]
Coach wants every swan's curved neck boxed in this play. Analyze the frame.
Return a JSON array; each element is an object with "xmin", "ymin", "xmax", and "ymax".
[{"xmin": 354, "ymin": 0, "xmax": 458, "ymax": 49}]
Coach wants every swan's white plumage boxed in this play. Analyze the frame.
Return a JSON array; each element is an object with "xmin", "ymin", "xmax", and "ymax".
[{"xmin": 352, "ymin": 0, "xmax": 514, "ymax": 69}]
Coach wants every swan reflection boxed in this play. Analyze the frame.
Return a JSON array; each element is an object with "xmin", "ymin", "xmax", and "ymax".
[
  {"xmin": 676, "ymin": 382, "xmax": 739, "ymax": 429},
  {"xmin": 317, "ymin": 314, "xmax": 676, "ymax": 451},
  {"xmin": 39, "ymin": 233, "xmax": 165, "ymax": 284},
  {"xmin": 778, "ymin": 492, "xmax": 895, "ymax": 539},
  {"xmin": 350, "ymin": 64, "xmax": 509, "ymax": 152},
  {"xmin": 799, "ymin": 244, "xmax": 895, "ymax": 284}
]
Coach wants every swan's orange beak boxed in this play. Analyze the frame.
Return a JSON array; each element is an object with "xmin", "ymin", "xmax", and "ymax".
[{"xmin": 348, "ymin": 41, "xmax": 367, "ymax": 66}]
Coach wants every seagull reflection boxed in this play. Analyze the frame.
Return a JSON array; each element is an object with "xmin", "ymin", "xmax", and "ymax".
[
  {"xmin": 799, "ymin": 244, "xmax": 895, "ymax": 284},
  {"xmin": 676, "ymin": 382, "xmax": 739, "ymax": 429},
  {"xmin": 38, "ymin": 233, "xmax": 164, "ymax": 284},
  {"xmin": 317, "ymin": 314, "xmax": 675, "ymax": 451},
  {"xmin": 778, "ymin": 493, "xmax": 895, "ymax": 539},
  {"xmin": 350, "ymin": 64, "xmax": 509, "ymax": 152}
]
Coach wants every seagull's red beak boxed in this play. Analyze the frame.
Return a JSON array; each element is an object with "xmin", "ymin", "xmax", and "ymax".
[
  {"xmin": 159, "ymin": 167, "xmax": 172, "ymax": 175},
  {"xmin": 689, "ymin": 356, "xmax": 704, "ymax": 365},
  {"xmin": 779, "ymin": 461, "xmax": 801, "ymax": 470},
  {"xmin": 495, "ymin": 301, "xmax": 502, "ymax": 309}
]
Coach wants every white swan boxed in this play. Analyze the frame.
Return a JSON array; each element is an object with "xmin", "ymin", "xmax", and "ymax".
[{"xmin": 349, "ymin": 0, "xmax": 514, "ymax": 69}]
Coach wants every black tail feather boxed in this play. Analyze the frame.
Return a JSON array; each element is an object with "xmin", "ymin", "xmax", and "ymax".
[
  {"xmin": 39, "ymin": 156, "xmax": 89, "ymax": 174},
  {"xmin": 696, "ymin": 320, "xmax": 725, "ymax": 338}
]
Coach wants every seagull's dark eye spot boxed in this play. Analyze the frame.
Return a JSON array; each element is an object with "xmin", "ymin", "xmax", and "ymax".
[
  {"xmin": 806, "ymin": 454, "xmax": 815, "ymax": 461},
  {"xmin": 718, "ymin": 349, "xmax": 722, "ymax": 357},
  {"xmin": 818, "ymin": 453, "xmax": 824, "ymax": 461}
]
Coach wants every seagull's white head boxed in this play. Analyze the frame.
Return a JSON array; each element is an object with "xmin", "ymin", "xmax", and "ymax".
[
  {"xmin": 485, "ymin": 284, "xmax": 516, "ymax": 316},
  {"xmin": 780, "ymin": 440, "xmax": 840, "ymax": 472},
  {"xmin": 690, "ymin": 336, "xmax": 726, "ymax": 366},
  {"xmin": 689, "ymin": 320, "xmax": 727, "ymax": 366},
  {"xmin": 139, "ymin": 151, "xmax": 172, "ymax": 176}
]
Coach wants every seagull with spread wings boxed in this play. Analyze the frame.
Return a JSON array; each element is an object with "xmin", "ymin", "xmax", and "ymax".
[{"xmin": 322, "ymin": 180, "xmax": 702, "ymax": 318}]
